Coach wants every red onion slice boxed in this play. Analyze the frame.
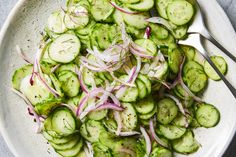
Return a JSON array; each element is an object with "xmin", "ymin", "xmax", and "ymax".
[
  {"xmin": 144, "ymin": 26, "xmax": 151, "ymax": 39},
  {"xmin": 149, "ymin": 119, "xmax": 168, "ymax": 148},
  {"xmin": 36, "ymin": 73, "xmax": 60, "ymax": 98},
  {"xmin": 165, "ymin": 94, "xmax": 185, "ymax": 115},
  {"xmin": 75, "ymin": 66, "xmax": 89, "ymax": 93},
  {"xmin": 11, "ymin": 88, "xmax": 42, "ymax": 133},
  {"xmin": 130, "ymin": 43, "xmax": 154, "ymax": 59},
  {"xmin": 146, "ymin": 17, "xmax": 177, "ymax": 31},
  {"xmin": 119, "ymin": 131, "xmax": 140, "ymax": 136},
  {"xmin": 16, "ymin": 45, "xmax": 33, "ymax": 64},
  {"xmin": 110, "ymin": 72, "xmax": 136, "ymax": 87},
  {"xmin": 96, "ymin": 103, "xmax": 124, "ymax": 111},
  {"xmin": 85, "ymin": 141, "xmax": 94, "ymax": 157},
  {"xmin": 61, "ymin": 103, "xmax": 77, "ymax": 115},
  {"xmin": 50, "ymin": 64, "xmax": 61, "ymax": 73},
  {"xmin": 114, "ymin": 111, "xmax": 122, "ymax": 136},
  {"xmin": 140, "ymin": 126, "xmax": 152, "ymax": 156},
  {"xmin": 110, "ymin": 1, "xmax": 141, "ymax": 15},
  {"xmin": 77, "ymin": 94, "xmax": 89, "ymax": 116},
  {"xmin": 119, "ymin": 148, "xmax": 136, "ymax": 157}
]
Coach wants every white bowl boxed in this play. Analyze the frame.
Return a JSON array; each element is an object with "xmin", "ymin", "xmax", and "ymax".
[{"xmin": 0, "ymin": 0, "xmax": 236, "ymax": 157}]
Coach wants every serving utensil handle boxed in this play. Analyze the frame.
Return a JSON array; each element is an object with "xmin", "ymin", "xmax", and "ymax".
[{"xmin": 200, "ymin": 28, "xmax": 236, "ymax": 63}]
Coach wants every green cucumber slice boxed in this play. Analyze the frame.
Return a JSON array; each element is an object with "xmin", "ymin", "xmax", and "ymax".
[
  {"xmin": 120, "ymin": 103, "xmax": 138, "ymax": 131},
  {"xmin": 167, "ymin": 0, "xmax": 194, "ymax": 26},
  {"xmin": 91, "ymin": 0, "xmax": 114, "ymax": 22},
  {"xmin": 204, "ymin": 56, "xmax": 227, "ymax": 81},
  {"xmin": 51, "ymin": 107, "xmax": 77, "ymax": 136},
  {"xmin": 196, "ymin": 103, "xmax": 220, "ymax": 128},
  {"xmin": 127, "ymin": 0, "xmax": 154, "ymax": 11},
  {"xmin": 135, "ymin": 96, "xmax": 154, "ymax": 114},
  {"xmin": 12, "ymin": 64, "xmax": 33, "ymax": 90},
  {"xmin": 156, "ymin": 98, "xmax": 178, "ymax": 124},
  {"xmin": 47, "ymin": 10, "xmax": 67, "ymax": 34},
  {"xmin": 172, "ymin": 131, "xmax": 200, "ymax": 154},
  {"xmin": 49, "ymin": 34, "xmax": 81, "ymax": 63},
  {"xmin": 155, "ymin": 0, "xmax": 173, "ymax": 19},
  {"xmin": 56, "ymin": 138, "xmax": 83, "ymax": 157}
]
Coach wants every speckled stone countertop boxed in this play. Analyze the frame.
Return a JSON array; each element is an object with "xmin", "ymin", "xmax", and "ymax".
[{"xmin": 0, "ymin": 0, "xmax": 236, "ymax": 156}]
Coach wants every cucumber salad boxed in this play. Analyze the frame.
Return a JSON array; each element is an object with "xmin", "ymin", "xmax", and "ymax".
[{"xmin": 11, "ymin": 0, "xmax": 228, "ymax": 156}]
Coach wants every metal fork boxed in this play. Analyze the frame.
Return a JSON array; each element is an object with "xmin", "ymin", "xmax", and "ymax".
[
  {"xmin": 178, "ymin": 33, "xmax": 236, "ymax": 99},
  {"xmin": 188, "ymin": 0, "xmax": 236, "ymax": 62}
]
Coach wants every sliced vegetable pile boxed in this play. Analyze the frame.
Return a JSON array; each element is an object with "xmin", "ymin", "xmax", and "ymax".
[{"xmin": 12, "ymin": 0, "xmax": 228, "ymax": 156}]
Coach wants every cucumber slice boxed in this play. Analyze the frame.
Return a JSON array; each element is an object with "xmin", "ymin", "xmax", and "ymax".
[
  {"xmin": 150, "ymin": 146, "xmax": 173, "ymax": 157},
  {"xmin": 204, "ymin": 56, "xmax": 227, "ymax": 81},
  {"xmin": 168, "ymin": 48, "xmax": 183, "ymax": 74},
  {"xmin": 77, "ymin": 150, "xmax": 86, "ymax": 157},
  {"xmin": 116, "ymin": 76, "xmax": 139, "ymax": 102},
  {"xmin": 47, "ymin": 10, "xmax": 67, "ymax": 34},
  {"xmin": 99, "ymin": 131, "xmax": 120, "ymax": 149},
  {"xmin": 80, "ymin": 120, "xmax": 105, "ymax": 142},
  {"xmin": 91, "ymin": 24, "xmax": 118, "ymax": 50},
  {"xmin": 139, "ymin": 106, "xmax": 157, "ymax": 120},
  {"xmin": 113, "ymin": 10, "xmax": 124, "ymax": 25},
  {"xmin": 91, "ymin": 0, "xmax": 114, "ymax": 21},
  {"xmin": 49, "ymin": 74, "xmax": 64, "ymax": 97},
  {"xmin": 171, "ymin": 25, "xmax": 188, "ymax": 39},
  {"xmin": 35, "ymin": 98, "xmax": 61, "ymax": 116},
  {"xmin": 119, "ymin": 0, "xmax": 140, "ymax": 4},
  {"xmin": 113, "ymin": 138, "xmax": 137, "ymax": 154},
  {"xmin": 196, "ymin": 103, "xmax": 220, "ymax": 128},
  {"xmin": 55, "ymin": 63, "xmax": 77, "ymax": 75},
  {"xmin": 183, "ymin": 61, "xmax": 204, "ymax": 75},
  {"xmin": 43, "ymin": 131, "xmax": 75, "ymax": 145},
  {"xmin": 136, "ymin": 79, "xmax": 147, "ymax": 99},
  {"xmin": 122, "ymin": 12, "xmax": 150, "ymax": 29},
  {"xmin": 155, "ymin": 0, "xmax": 173, "ymax": 19},
  {"xmin": 82, "ymin": 68, "xmax": 103, "ymax": 86},
  {"xmin": 137, "ymin": 74, "xmax": 151, "ymax": 94},
  {"xmin": 183, "ymin": 69, "xmax": 208, "ymax": 93},
  {"xmin": 172, "ymin": 112, "xmax": 193, "ymax": 127},
  {"xmin": 93, "ymin": 142, "xmax": 112, "ymax": 157},
  {"xmin": 135, "ymin": 39, "xmax": 157, "ymax": 57},
  {"xmin": 150, "ymin": 33, "xmax": 176, "ymax": 48},
  {"xmin": 172, "ymin": 131, "xmax": 200, "ymax": 154},
  {"xmin": 173, "ymin": 84, "xmax": 191, "ymax": 100},
  {"xmin": 51, "ymin": 135, "xmax": 80, "ymax": 151},
  {"xmin": 75, "ymin": 20, "xmax": 96, "ymax": 36},
  {"xmin": 64, "ymin": 5, "xmax": 89, "ymax": 29},
  {"xmin": 193, "ymin": 52, "xmax": 205, "ymax": 65},
  {"xmin": 49, "ymin": 34, "xmax": 81, "ymax": 63},
  {"xmin": 156, "ymin": 98, "xmax": 178, "ymax": 125},
  {"xmin": 67, "ymin": 96, "xmax": 81, "ymax": 107},
  {"xmin": 20, "ymin": 74, "xmax": 54, "ymax": 105},
  {"xmin": 12, "ymin": 64, "xmax": 33, "ymax": 90},
  {"xmin": 51, "ymin": 108, "xmax": 77, "ymax": 136},
  {"xmin": 88, "ymin": 109, "xmax": 108, "ymax": 120},
  {"xmin": 56, "ymin": 138, "xmax": 83, "ymax": 157},
  {"xmin": 58, "ymin": 70, "xmax": 80, "ymax": 97},
  {"xmin": 120, "ymin": 103, "xmax": 137, "ymax": 131},
  {"xmin": 167, "ymin": 0, "xmax": 194, "ymax": 26},
  {"xmin": 159, "ymin": 125, "xmax": 186, "ymax": 140},
  {"xmin": 126, "ymin": 25, "xmax": 145, "ymax": 39},
  {"xmin": 135, "ymin": 96, "xmax": 154, "ymax": 114},
  {"xmin": 41, "ymin": 43, "xmax": 57, "ymax": 65},
  {"xmin": 180, "ymin": 45, "xmax": 195, "ymax": 61},
  {"xmin": 44, "ymin": 116, "xmax": 61, "ymax": 138},
  {"xmin": 149, "ymin": 23, "xmax": 169, "ymax": 40},
  {"xmin": 127, "ymin": 0, "xmax": 154, "ymax": 11}
]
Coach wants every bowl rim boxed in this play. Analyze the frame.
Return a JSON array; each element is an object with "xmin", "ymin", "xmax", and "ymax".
[{"xmin": 0, "ymin": 0, "xmax": 236, "ymax": 157}]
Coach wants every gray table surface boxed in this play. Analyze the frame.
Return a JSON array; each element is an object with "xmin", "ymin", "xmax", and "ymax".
[{"xmin": 0, "ymin": 0, "xmax": 236, "ymax": 156}]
